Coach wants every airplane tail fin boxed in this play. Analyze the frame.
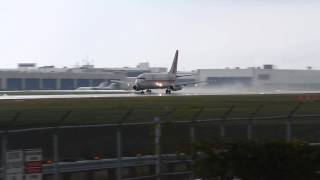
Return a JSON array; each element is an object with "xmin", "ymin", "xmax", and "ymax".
[{"xmin": 169, "ymin": 50, "xmax": 178, "ymax": 75}]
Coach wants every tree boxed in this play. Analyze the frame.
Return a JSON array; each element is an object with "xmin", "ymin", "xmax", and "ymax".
[{"xmin": 195, "ymin": 140, "xmax": 320, "ymax": 180}]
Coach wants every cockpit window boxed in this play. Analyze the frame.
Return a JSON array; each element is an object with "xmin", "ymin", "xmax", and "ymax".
[
  {"xmin": 137, "ymin": 74, "xmax": 146, "ymax": 79},
  {"xmin": 137, "ymin": 77, "xmax": 146, "ymax": 79}
]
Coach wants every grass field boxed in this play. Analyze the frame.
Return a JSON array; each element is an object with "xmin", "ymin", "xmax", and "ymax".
[
  {"xmin": 2, "ymin": 93, "xmax": 320, "ymax": 159},
  {"xmin": 0, "ymin": 93, "xmax": 319, "ymax": 129}
]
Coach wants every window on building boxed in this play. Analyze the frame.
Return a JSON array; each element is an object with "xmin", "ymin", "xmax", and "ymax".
[
  {"xmin": 258, "ymin": 74, "xmax": 270, "ymax": 80},
  {"xmin": 61, "ymin": 79, "xmax": 75, "ymax": 90},
  {"xmin": 76, "ymin": 79, "xmax": 90, "ymax": 88},
  {"xmin": 42, "ymin": 79, "xmax": 57, "ymax": 90},
  {"xmin": 206, "ymin": 77, "xmax": 252, "ymax": 86},
  {"xmin": 7, "ymin": 78, "xmax": 22, "ymax": 90},
  {"xmin": 25, "ymin": 78, "xmax": 40, "ymax": 90}
]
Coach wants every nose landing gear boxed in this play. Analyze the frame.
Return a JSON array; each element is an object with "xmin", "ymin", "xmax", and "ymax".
[{"xmin": 165, "ymin": 89, "xmax": 171, "ymax": 94}]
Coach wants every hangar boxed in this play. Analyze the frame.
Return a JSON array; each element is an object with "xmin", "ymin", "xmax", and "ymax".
[
  {"xmin": 0, "ymin": 64, "xmax": 127, "ymax": 90},
  {"xmin": 0, "ymin": 63, "xmax": 167, "ymax": 91}
]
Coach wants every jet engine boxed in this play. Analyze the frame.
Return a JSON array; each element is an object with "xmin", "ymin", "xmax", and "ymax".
[
  {"xmin": 169, "ymin": 85, "xmax": 182, "ymax": 91},
  {"xmin": 133, "ymin": 85, "xmax": 140, "ymax": 91}
]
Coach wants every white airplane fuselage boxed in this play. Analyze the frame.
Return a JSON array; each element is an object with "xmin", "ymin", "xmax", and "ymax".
[{"xmin": 134, "ymin": 73, "xmax": 176, "ymax": 90}]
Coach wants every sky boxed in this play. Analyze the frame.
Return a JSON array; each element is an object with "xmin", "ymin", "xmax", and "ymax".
[{"xmin": 0, "ymin": 0, "xmax": 320, "ymax": 70}]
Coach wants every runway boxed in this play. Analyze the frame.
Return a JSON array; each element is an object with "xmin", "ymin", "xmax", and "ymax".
[
  {"xmin": 0, "ymin": 88, "xmax": 319, "ymax": 100},
  {"xmin": 0, "ymin": 90, "xmax": 199, "ymax": 100}
]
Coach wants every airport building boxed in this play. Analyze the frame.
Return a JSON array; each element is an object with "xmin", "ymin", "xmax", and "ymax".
[
  {"xmin": 0, "ymin": 63, "xmax": 167, "ymax": 90},
  {"xmin": 1, "ymin": 63, "xmax": 320, "ymax": 91},
  {"xmin": 197, "ymin": 65, "xmax": 320, "ymax": 91},
  {"xmin": 0, "ymin": 64, "xmax": 127, "ymax": 90}
]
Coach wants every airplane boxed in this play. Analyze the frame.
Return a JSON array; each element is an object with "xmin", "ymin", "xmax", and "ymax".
[{"xmin": 133, "ymin": 50, "xmax": 199, "ymax": 94}]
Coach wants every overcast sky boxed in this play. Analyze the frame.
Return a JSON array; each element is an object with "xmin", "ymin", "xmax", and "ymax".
[{"xmin": 1, "ymin": 0, "xmax": 320, "ymax": 70}]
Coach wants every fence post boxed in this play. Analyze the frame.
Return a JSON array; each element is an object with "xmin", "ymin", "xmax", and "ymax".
[
  {"xmin": 116, "ymin": 109, "xmax": 134, "ymax": 180},
  {"xmin": 1, "ymin": 133, "xmax": 7, "ymax": 180},
  {"xmin": 248, "ymin": 105, "xmax": 263, "ymax": 140},
  {"xmin": 220, "ymin": 105, "xmax": 235, "ymax": 138},
  {"xmin": 53, "ymin": 129, "xmax": 59, "ymax": 180},
  {"xmin": 116, "ymin": 126, "xmax": 122, "ymax": 180},
  {"xmin": 154, "ymin": 117, "xmax": 161, "ymax": 180},
  {"xmin": 189, "ymin": 123, "xmax": 195, "ymax": 180},
  {"xmin": 189, "ymin": 107, "xmax": 204, "ymax": 180},
  {"xmin": 247, "ymin": 121, "xmax": 252, "ymax": 141},
  {"xmin": 286, "ymin": 119, "xmax": 292, "ymax": 143},
  {"xmin": 286, "ymin": 103, "xmax": 302, "ymax": 142},
  {"xmin": 220, "ymin": 121, "xmax": 225, "ymax": 138},
  {"xmin": 53, "ymin": 111, "xmax": 71, "ymax": 180}
]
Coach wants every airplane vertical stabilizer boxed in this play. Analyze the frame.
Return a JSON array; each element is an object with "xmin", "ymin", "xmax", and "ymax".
[{"xmin": 169, "ymin": 50, "xmax": 179, "ymax": 75}]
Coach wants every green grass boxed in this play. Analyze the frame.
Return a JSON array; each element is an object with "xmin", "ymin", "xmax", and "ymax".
[{"xmin": 0, "ymin": 93, "xmax": 319, "ymax": 129}]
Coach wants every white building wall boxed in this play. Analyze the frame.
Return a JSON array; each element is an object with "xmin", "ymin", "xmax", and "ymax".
[
  {"xmin": 255, "ymin": 69, "xmax": 320, "ymax": 84},
  {"xmin": 197, "ymin": 68, "xmax": 320, "ymax": 90},
  {"xmin": 254, "ymin": 69, "xmax": 320, "ymax": 90},
  {"xmin": 198, "ymin": 69, "xmax": 254, "ymax": 81},
  {"xmin": 0, "ymin": 71, "xmax": 126, "ymax": 90}
]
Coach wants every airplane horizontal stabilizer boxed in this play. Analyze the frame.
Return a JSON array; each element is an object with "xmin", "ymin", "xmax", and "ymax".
[{"xmin": 175, "ymin": 81, "xmax": 204, "ymax": 87}]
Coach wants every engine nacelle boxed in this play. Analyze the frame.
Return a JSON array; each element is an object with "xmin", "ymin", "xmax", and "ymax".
[
  {"xmin": 133, "ymin": 85, "xmax": 140, "ymax": 91},
  {"xmin": 169, "ymin": 85, "xmax": 182, "ymax": 91}
]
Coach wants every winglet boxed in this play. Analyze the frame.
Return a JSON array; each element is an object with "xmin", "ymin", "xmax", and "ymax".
[{"xmin": 169, "ymin": 50, "xmax": 178, "ymax": 75}]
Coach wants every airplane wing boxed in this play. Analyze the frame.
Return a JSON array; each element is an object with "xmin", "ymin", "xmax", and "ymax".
[{"xmin": 176, "ymin": 74, "xmax": 193, "ymax": 78}]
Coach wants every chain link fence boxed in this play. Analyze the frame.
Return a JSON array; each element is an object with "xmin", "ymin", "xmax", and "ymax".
[{"xmin": 1, "ymin": 102, "xmax": 320, "ymax": 180}]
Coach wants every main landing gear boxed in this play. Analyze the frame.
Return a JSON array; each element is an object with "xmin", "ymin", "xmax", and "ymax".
[
  {"xmin": 141, "ymin": 89, "xmax": 151, "ymax": 94},
  {"xmin": 165, "ymin": 89, "xmax": 171, "ymax": 94}
]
